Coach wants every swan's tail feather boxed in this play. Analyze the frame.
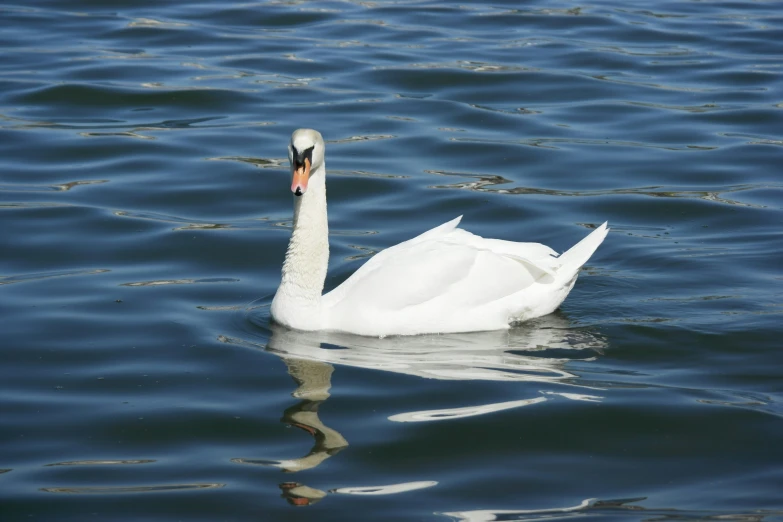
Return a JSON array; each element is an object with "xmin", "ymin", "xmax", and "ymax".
[{"xmin": 556, "ymin": 222, "xmax": 609, "ymax": 279}]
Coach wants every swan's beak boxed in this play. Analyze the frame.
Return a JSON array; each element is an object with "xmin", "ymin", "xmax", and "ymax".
[{"xmin": 291, "ymin": 157, "xmax": 311, "ymax": 197}]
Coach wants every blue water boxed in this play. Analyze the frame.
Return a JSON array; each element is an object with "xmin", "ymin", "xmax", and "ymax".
[{"xmin": 1, "ymin": 1, "xmax": 782, "ymax": 520}]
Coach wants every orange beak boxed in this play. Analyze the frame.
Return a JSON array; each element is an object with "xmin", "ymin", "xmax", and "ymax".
[{"xmin": 291, "ymin": 157, "xmax": 311, "ymax": 196}]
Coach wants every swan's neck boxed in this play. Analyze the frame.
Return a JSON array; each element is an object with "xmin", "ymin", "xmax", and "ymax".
[{"xmin": 272, "ymin": 165, "xmax": 329, "ymax": 329}]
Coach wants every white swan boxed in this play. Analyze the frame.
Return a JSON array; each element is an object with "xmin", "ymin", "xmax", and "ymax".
[{"xmin": 270, "ymin": 128, "xmax": 609, "ymax": 337}]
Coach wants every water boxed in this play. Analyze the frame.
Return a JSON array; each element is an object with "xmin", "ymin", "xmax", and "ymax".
[{"xmin": 1, "ymin": 0, "xmax": 782, "ymax": 520}]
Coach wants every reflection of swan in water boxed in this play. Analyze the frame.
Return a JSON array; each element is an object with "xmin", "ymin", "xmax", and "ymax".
[
  {"xmin": 264, "ymin": 312, "xmax": 605, "ymax": 382},
  {"xmin": 259, "ymin": 314, "xmax": 607, "ymax": 422},
  {"xmin": 227, "ymin": 311, "xmax": 607, "ymax": 505},
  {"xmin": 230, "ymin": 351, "xmax": 439, "ymax": 505},
  {"xmin": 277, "ymin": 478, "xmax": 439, "ymax": 507},
  {"xmin": 231, "ymin": 356, "xmax": 348, "ymax": 474}
]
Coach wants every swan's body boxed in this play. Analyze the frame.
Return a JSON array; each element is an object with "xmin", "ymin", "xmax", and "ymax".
[{"xmin": 271, "ymin": 129, "xmax": 609, "ymax": 337}]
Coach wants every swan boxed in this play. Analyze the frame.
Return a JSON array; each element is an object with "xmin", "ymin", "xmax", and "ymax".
[{"xmin": 270, "ymin": 128, "xmax": 609, "ymax": 337}]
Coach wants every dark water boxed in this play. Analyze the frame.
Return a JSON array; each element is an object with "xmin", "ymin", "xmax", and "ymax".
[{"xmin": 2, "ymin": 0, "xmax": 782, "ymax": 520}]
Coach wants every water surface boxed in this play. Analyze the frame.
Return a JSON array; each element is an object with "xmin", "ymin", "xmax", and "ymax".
[{"xmin": 1, "ymin": 0, "xmax": 782, "ymax": 520}]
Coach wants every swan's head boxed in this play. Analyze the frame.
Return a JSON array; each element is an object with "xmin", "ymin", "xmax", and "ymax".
[{"xmin": 288, "ymin": 128, "xmax": 325, "ymax": 197}]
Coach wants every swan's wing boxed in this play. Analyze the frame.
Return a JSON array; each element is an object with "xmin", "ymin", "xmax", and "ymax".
[
  {"xmin": 323, "ymin": 229, "xmax": 557, "ymax": 314},
  {"xmin": 323, "ymin": 216, "xmax": 463, "ymax": 306},
  {"xmin": 439, "ymin": 228, "xmax": 561, "ymax": 275},
  {"xmin": 321, "ymin": 221, "xmax": 608, "ymax": 335}
]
